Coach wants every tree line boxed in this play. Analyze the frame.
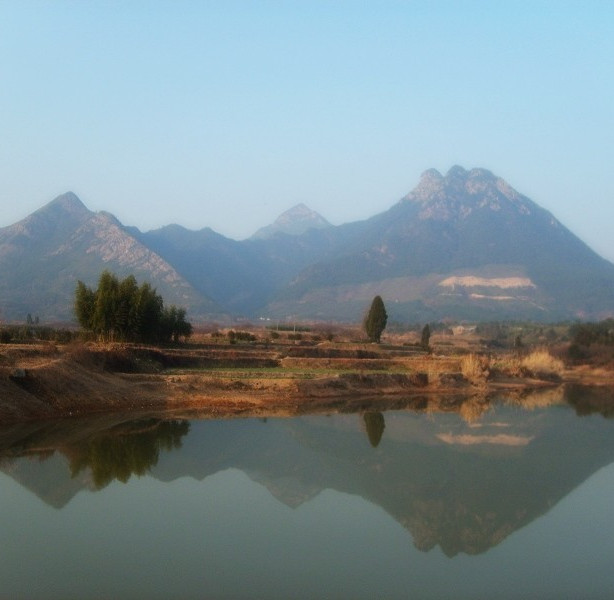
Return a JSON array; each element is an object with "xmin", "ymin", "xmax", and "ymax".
[
  {"xmin": 74, "ymin": 271, "xmax": 192, "ymax": 343},
  {"xmin": 570, "ymin": 319, "xmax": 614, "ymax": 347}
]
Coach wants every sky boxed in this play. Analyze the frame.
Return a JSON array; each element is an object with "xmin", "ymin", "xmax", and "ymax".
[{"xmin": 1, "ymin": 1, "xmax": 613, "ymax": 259}]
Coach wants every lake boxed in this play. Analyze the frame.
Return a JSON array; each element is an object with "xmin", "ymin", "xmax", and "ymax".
[{"xmin": 1, "ymin": 388, "xmax": 614, "ymax": 599}]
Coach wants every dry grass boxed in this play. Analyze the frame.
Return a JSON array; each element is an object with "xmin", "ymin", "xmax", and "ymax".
[
  {"xmin": 521, "ymin": 349, "xmax": 564, "ymax": 376},
  {"xmin": 460, "ymin": 354, "xmax": 490, "ymax": 383}
]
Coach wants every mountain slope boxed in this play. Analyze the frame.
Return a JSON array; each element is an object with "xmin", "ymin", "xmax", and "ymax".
[
  {"xmin": 140, "ymin": 219, "xmax": 354, "ymax": 315},
  {"xmin": 268, "ymin": 167, "xmax": 614, "ymax": 321},
  {"xmin": 0, "ymin": 193, "xmax": 219, "ymax": 321},
  {"xmin": 137, "ymin": 225, "xmax": 274, "ymax": 314}
]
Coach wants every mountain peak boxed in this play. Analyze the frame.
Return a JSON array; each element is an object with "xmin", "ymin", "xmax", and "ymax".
[
  {"xmin": 5, "ymin": 191, "xmax": 94, "ymax": 243},
  {"xmin": 282, "ymin": 202, "xmax": 318, "ymax": 217},
  {"xmin": 402, "ymin": 166, "xmax": 532, "ymax": 219},
  {"xmin": 251, "ymin": 203, "xmax": 331, "ymax": 240},
  {"xmin": 45, "ymin": 192, "xmax": 90, "ymax": 216},
  {"xmin": 445, "ymin": 165, "xmax": 496, "ymax": 181},
  {"xmin": 446, "ymin": 164, "xmax": 468, "ymax": 178},
  {"xmin": 420, "ymin": 168, "xmax": 444, "ymax": 183}
]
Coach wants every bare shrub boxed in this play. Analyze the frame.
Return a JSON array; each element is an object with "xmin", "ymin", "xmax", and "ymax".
[
  {"xmin": 461, "ymin": 354, "xmax": 489, "ymax": 383},
  {"xmin": 491, "ymin": 355, "xmax": 522, "ymax": 377},
  {"xmin": 521, "ymin": 349, "xmax": 564, "ymax": 377}
]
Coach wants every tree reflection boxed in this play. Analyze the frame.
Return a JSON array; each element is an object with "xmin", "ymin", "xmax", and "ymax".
[
  {"xmin": 565, "ymin": 384, "xmax": 614, "ymax": 418},
  {"xmin": 363, "ymin": 412, "xmax": 385, "ymax": 447},
  {"xmin": 68, "ymin": 419, "xmax": 190, "ymax": 489}
]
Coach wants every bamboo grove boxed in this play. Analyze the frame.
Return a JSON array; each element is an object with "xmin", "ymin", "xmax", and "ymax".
[{"xmin": 74, "ymin": 271, "xmax": 192, "ymax": 343}]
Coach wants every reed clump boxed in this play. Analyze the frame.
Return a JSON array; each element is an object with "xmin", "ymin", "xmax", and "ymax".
[
  {"xmin": 520, "ymin": 348, "xmax": 564, "ymax": 378},
  {"xmin": 460, "ymin": 354, "xmax": 490, "ymax": 383}
]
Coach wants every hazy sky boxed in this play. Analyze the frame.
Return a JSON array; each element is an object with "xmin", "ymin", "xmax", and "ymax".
[{"xmin": 1, "ymin": 1, "xmax": 613, "ymax": 259}]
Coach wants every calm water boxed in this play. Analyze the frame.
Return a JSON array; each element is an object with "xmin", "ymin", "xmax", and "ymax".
[{"xmin": 1, "ymin": 390, "xmax": 614, "ymax": 599}]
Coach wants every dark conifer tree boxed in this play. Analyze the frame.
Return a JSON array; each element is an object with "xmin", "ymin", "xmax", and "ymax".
[
  {"xmin": 421, "ymin": 324, "xmax": 431, "ymax": 350},
  {"xmin": 363, "ymin": 295, "xmax": 387, "ymax": 343}
]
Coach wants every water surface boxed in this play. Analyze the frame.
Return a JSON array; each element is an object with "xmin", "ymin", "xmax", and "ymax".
[{"xmin": 1, "ymin": 392, "xmax": 614, "ymax": 599}]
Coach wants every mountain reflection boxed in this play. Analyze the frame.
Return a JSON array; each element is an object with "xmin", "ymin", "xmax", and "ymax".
[{"xmin": 1, "ymin": 387, "xmax": 614, "ymax": 557}]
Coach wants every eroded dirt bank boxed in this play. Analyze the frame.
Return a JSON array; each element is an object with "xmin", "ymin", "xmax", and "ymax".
[{"xmin": 1, "ymin": 343, "xmax": 612, "ymax": 425}]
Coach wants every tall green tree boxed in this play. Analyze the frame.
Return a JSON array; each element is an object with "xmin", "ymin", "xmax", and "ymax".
[
  {"xmin": 421, "ymin": 324, "xmax": 431, "ymax": 350},
  {"xmin": 161, "ymin": 306, "xmax": 193, "ymax": 343},
  {"xmin": 93, "ymin": 270, "xmax": 119, "ymax": 340},
  {"xmin": 173, "ymin": 307, "xmax": 192, "ymax": 341},
  {"xmin": 74, "ymin": 280, "xmax": 96, "ymax": 331},
  {"xmin": 363, "ymin": 295, "xmax": 388, "ymax": 343},
  {"xmin": 74, "ymin": 271, "xmax": 192, "ymax": 344},
  {"xmin": 116, "ymin": 275, "xmax": 139, "ymax": 340},
  {"xmin": 134, "ymin": 282, "xmax": 164, "ymax": 343}
]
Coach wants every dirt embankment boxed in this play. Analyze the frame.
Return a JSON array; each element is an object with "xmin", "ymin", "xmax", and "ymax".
[{"xmin": 0, "ymin": 342, "xmax": 608, "ymax": 425}]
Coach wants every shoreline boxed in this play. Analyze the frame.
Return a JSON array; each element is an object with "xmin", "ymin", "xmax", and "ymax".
[{"xmin": 1, "ymin": 342, "xmax": 613, "ymax": 425}]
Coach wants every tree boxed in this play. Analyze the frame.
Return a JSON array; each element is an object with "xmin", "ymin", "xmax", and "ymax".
[
  {"xmin": 74, "ymin": 280, "xmax": 96, "ymax": 331},
  {"xmin": 133, "ymin": 282, "xmax": 163, "ymax": 343},
  {"xmin": 161, "ymin": 306, "xmax": 193, "ymax": 343},
  {"xmin": 116, "ymin": 275, "xmax": 139, "ymax": 340},
  {"xmin": 170, "ymin": 307, "xmax": 193, "ymax": 342},
  {"xmin": 93, "ymin": 270, "xmax": 119, "ymax": 340},
  {"xmin": 421, "ymin": 324, "xmax": 431, "ymax": 350},
  {"xmin": 74, "ymin": 271, "xmax": 192, "ymax": 344},
  {"xmin": 363, "ymin": 295, "xmax": 387, "ymax": 343}
]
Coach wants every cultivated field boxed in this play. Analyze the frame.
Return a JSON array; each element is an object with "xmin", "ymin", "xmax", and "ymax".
[{"xmin": 2, "ymin": 324, "xmax": 612, "ymax": 424}]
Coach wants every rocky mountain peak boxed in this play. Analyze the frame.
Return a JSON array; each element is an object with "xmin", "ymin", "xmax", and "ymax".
[
  {"xmin": 43, "ymin": 191, "xmax": 91, "ymax": 219},
  {"xmin": 403, "ymin": 166, "xmax": 533, "ymax": 220},
  {"xmin": 4, "ymin": 191, "xmax": 93, "ymax": 243},
  {"xmin": 251, "ymin": 203, "xmax": 331, "ymax": 239}
]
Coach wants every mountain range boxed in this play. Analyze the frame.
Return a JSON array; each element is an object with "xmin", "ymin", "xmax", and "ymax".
[{"xmin": 1, "ymin": 166, "xmax": 613, "ymax": 323}]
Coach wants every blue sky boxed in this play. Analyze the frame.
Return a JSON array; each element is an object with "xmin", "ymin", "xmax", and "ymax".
[{"xmin": 1, "ymin": 1, "xmax": 613, "ymax": 259}]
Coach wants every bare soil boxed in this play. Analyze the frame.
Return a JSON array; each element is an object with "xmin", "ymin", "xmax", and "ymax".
[{"xmin": 1, "ymin": 341, "xmax": 613, "ymax": 425}]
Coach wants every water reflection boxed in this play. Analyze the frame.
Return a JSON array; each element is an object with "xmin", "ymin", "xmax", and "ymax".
[
  {"xmin": 565, "ymin": 384, "xmax": 614, "ymax": 418},
  {"xmin": 1, "ymin": 386, "xmax": 614, "ymax": 559},
  {"xmin": 363, "ymin": 412, "xmax": 385, "ymax": 447},
  {"xmin": 66, "ymin": 419, "xmax": 189, "ymax": 489}
]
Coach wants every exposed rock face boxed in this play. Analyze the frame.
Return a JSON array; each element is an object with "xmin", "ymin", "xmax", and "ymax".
[{"xmin": 404, "ymin": 166, "xmax": 534, "ymax": 219}]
